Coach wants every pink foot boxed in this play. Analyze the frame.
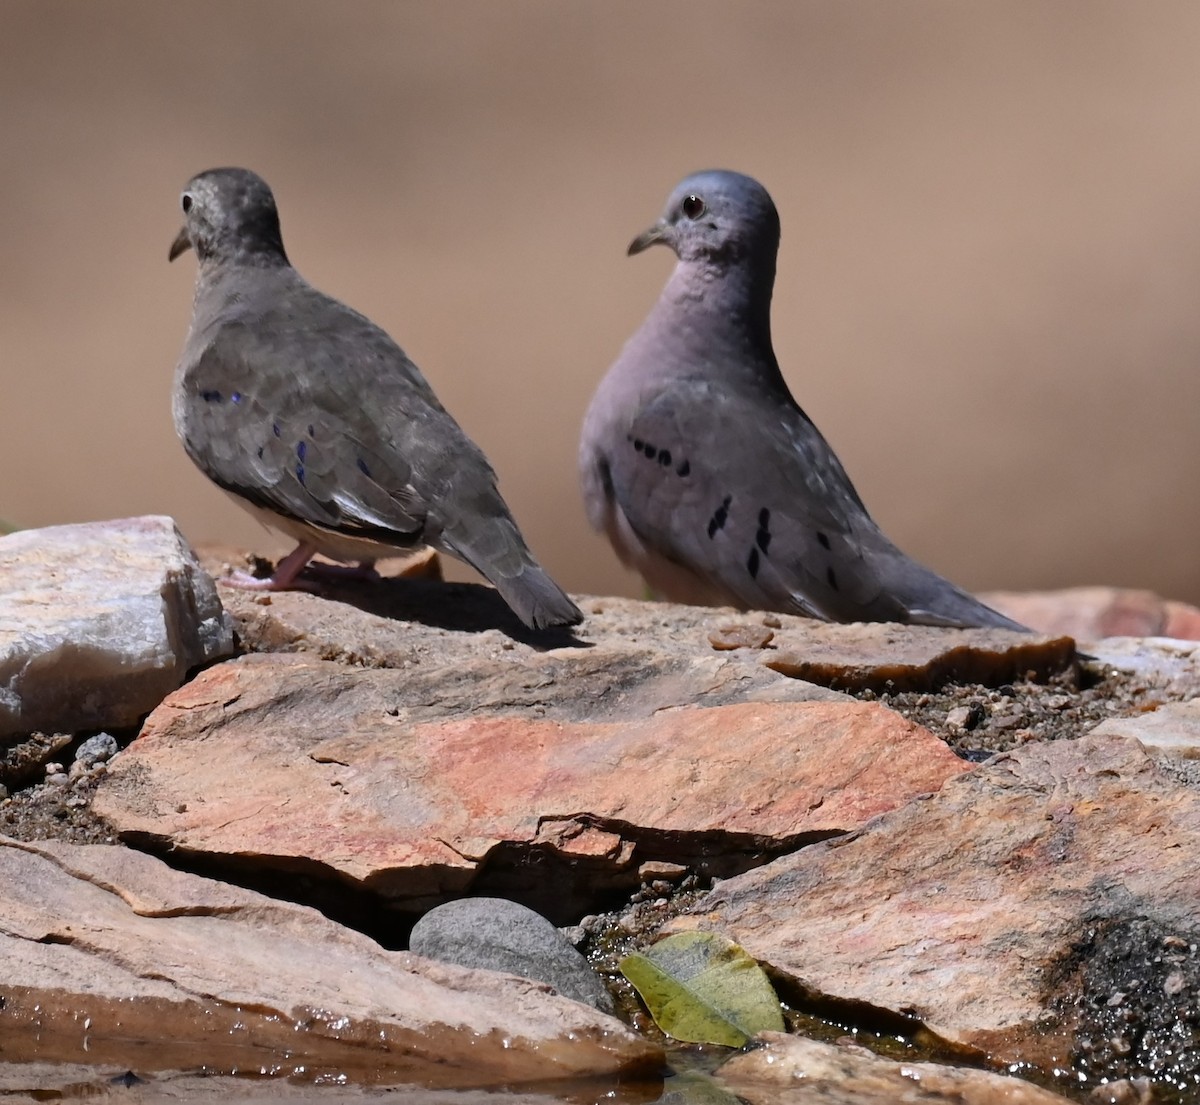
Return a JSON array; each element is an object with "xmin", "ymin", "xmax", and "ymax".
[{"xmin": 219, "ymin": 542, "xmax": 320, "ymax": 591}]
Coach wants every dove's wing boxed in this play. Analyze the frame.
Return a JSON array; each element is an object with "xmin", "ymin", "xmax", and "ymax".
[{"xmin": 593, "ymin": 378, "xmax": 908, "ymax": 621}]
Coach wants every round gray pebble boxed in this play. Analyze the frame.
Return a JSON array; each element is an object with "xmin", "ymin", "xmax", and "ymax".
[{"xmin": 410, "ymin": 897, "xmax": 615, "ymax": 1014}]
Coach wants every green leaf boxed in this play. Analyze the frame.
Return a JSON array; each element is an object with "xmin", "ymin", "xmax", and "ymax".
[{"xmin": 620, "ymin": 930, "xmax": 785, "ymax": 1047}]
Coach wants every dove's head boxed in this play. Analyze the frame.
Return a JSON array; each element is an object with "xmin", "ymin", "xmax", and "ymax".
[
  {"xmin": 628, "ymin": 170, "xmax": 780, "ymax": 266},
  {"xmin": 169, "ymin": 167, "xmax": 288, "ymax": 267}
]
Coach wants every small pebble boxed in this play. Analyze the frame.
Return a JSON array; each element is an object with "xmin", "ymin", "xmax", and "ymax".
[
  {"xmin": 75, "ymin": 732, "xmax": 118, "ymax": 767},
  {"xmin": 1163, "ymin": 970, "xmax": 1186, "ymax": 996},
  {"xmin": 559, "ymin": 925, "xmax": 587, "ymax": 947},
  {"xmin": 708, "ymin": 623, "xmax": 774, "ymax": 650},
  {"xmin": 45, "ymin": 762, "xmax": 64, "ymax": 776},
  {"xmin": 45, "ymin": 772, "xmax": 69, "ymax": 787}
]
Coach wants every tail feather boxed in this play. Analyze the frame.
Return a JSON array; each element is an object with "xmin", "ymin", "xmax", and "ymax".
[
  {"xmin": 490, "ymin": 562, "xmax": 583, "ymax": 630},
  {"xmin": 437, "ymin": 519, "xmax": 582, "ymax": 630}
]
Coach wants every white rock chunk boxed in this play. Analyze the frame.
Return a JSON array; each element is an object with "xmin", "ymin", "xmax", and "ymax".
[{"xmin": 0, "ymin": 516, "xmax": 233, "ymax": 739}]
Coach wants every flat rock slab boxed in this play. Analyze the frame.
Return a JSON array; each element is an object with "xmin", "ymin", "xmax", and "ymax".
[
  {"xmin": 983, "ymin": 586, "xmax": 1200, "ymax": 642},
  {"xmin": 0, "ymin": 836, "xmax": 660, "ymax": 1085},
  {"xmin": 761, "ymin": 622, "xmax": 1076, "ymax": 693},
  {"xmin": 719, "ymin": 1033, "xmax": 1075, "ymax": 1105},
  {"xmin": 93, "ymin": 653, "xmax": 966, "ymax": 919},
  {"xmin": 1087, "ymin": 636, "xmax": 1200, "ymax": 700},
  {"xmin": 0, "ymin": 1068, "xmax": 597, "ymax": 1105},
  {"xmin": 201, "ymin": 554, "xmax": 1076, "ymax": 697},
  {"xmin": 1090, "ymin": 699, "xmax": 1200, "ymax": 758},
  {"xmin": 676, "ymin": 733, "xmax": 1200, "ymax": 1086},
  {"xmin": 0, "ymin": 517, "xmax": 233, "ymax": 740}
]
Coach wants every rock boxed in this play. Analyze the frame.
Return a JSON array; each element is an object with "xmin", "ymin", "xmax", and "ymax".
[
  {"xmin": 1089, "ymin": 700, "xmax": 1200, "ymax": 758},
  {"xmin": 1085, "ymin": 637, "xmax": 1200, "ymax": 700},
  {"xmin": 409, "ymin": 897, "xmax": 615, "ymax": 1014},
  {"xmin": 0, "ymin": 730, "xmax": 72, "ymax": 789},
  {"xmin": 719, "ymin": 1032, "xmax": 1076, "ymax": 1104},
  {"xmin": 761, "ymin": 622, "xmax": 1077, "ymax": 693},
  {"xmin": 93, "ymin": 653, "xmax": 967, "ymax": 920},
  {"xmin": 0, "ymin": 517, "xmax": 233, "ymax": 740},
  {"xmin": 0, "ymin": 1064, "xmax": 607, "ymax": 1101},
  {"xmin": 74, "ymin": 732, "xmax": 118, "ymax": 767},
  {"xmin": 982, "ymin": 587, "xmax": 1200, "ymax": 641},
  {"xmin": 0, "ymin": 836, "xmax": 660, "ymax": 1084},
  {"xmin": 202, "ymin": 565, "xmax": 1074, "ymax": 697},
  {"xmin": 675, "ymin": 733, "xmax": 1200, "ymax": 1087}
]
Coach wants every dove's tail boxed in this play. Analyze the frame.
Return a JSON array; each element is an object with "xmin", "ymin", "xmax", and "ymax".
[
  {"xmin": 490, "ymin": 561, "xmax": 584, "ymax": 630},
  {"xmin": 875, "ymin": 552, "xmax": 1029, "ymax": 632},
  {"xmin": 437, "ymin": 518, "xmax": 583, "ymax": 631}
]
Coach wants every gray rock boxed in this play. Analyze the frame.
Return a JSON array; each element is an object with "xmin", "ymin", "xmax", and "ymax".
[
  {"xmin": 410, "ymin": 897, "xmax": 615, "ymax": 1014},
  {"xmin": 0, "ymin": 516, "xmax": 233, "ymax": 740},
  {"xmin": 75, "ymin": 732, "xmax": 118, "ymax": 766}
]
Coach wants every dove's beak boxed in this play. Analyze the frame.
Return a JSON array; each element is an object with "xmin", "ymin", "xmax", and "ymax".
[
  {"xmin": 168, "ymin": 226, "xmax": 193, "ymax": 262},
  {"xmin": 627, "ymin": 223, "xmax": 667, "ymax": 256}
]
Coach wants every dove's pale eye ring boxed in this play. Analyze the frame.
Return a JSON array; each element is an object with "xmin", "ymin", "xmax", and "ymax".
[
  {"xmin": 681, "ymin": 194, "xmax": 706, "ymax": 220},
  {"xmin": 181, "ymin": 194, "xmax": 194, "ymax": 214}
]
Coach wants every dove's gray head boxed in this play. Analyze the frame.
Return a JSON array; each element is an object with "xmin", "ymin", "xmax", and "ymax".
[
  {"xmin": 628, "ymin": 170, "xmax": 780, "ymax": 267},
  {"xmin": 168, "ymin": 167, "xmax": 289, "ymax": 267}
]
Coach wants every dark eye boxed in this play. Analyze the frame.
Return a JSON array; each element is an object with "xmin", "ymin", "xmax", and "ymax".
[
  {"xmin": 181, "ymin": 194, "xmax": 193, "ymax": 214},
  {"xmin": 681, "ymin": 194, "xmax": 705, "ymax": 220}
]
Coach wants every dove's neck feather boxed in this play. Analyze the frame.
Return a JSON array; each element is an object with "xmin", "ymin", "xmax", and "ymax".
[{"xmin": 640, "ymin": 252, "xmax": 786, "ymax": 390}]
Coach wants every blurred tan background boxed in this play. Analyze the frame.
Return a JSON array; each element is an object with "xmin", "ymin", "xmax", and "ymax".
[{"xmin": 3, "ymin": 1, "xmax": 1200, "ymax": 602}]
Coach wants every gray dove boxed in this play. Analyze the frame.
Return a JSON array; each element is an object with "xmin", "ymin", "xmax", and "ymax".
[
  {"xmin": 170, "ymin": 167, "xmax": 581, "ymax": 630},
  {"xmin": 580, "ymin": 169, "xmax": 1023, "ymax": 629}
]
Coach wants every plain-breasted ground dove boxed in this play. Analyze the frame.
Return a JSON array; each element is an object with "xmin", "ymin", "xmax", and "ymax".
[
  {"xmin": 580, "ymin": 169, "xmax": 1023, "ymax": 629},
  {"xmin": 171, "ymin": 167, "xmax": 581, "ymax": 630}
]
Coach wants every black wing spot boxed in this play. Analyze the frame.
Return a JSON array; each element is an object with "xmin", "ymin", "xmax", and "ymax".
[
  {"xmin": 256, "ymin": 446, "xmax": 264, "ymax": 459},
  {"xmin": 657, "ymin": 449, "xmax": 672, "ymax": 467},
  {"xmin": 597, "ymin": 457, "xmax": 614, "ymax": 497},
  {"xmin": 817, "ymin": 532, "xmax": 831, "ymax": 550},
  {"xmin": 201, "ymin": 389, "xmax": 222, "ymax": 403},
  {"xmin": 296, "ymin": 441, "xmax": 307, "ymax": 462},
  {"xmin": 272, "ymin": 422, "xmax": 282, "ymax": 438},
  {"xmin": 676, "ymin": 459, "xmax": 690, "ymax": 477},
  {"xmin": 356, "ymin": 457, "xmax": 372, "ymax": 478},
  {"xmin": 633, "ymin": 438, "xmax": 643, "ymax": 450},
  {"xmin": 827, "ymin": 566, "xmax": 839, "ymax": 591},
  {"xmin": 231, "ymin": 391, "xmax": 243, "ymax": 404},
  {"xmin": 755, "ymin": 508, "xmax": 771, "ymax": 555},
  {"xmin": 296, "ymin": 463, "xmax": 306, "ymax": 486},
  {"xmin": 707, "ymin": 495, "xmax": 732, "ymax": 539},
  {"xmin": 747, "ymin": 546, "xmax": 760, "ymax": 579},
  {"xmin": 642, "ymin": 442, "xmax": 657, "ymax": 459}
]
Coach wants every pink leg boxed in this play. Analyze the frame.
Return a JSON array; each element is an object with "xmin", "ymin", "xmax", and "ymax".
[{"xmin": 221, "ymin": 543, "xmax": 321, "ymax": 592}]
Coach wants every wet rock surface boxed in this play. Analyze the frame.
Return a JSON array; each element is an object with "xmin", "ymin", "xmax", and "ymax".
[
  {"xmin": 719, "ymin": 1032, "xmax": 1077, "ymax": 1104},
  {"xmin": 0, "ymin": 835, "xmax": 660, "ymax": 1085},
  {"xmin": 0, "ymin": 517, "xmax": 233, "ymax": 740},
  {"xmin": 676, "ymin": 733, "xmax": 1200, "ymax": 1093}
]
